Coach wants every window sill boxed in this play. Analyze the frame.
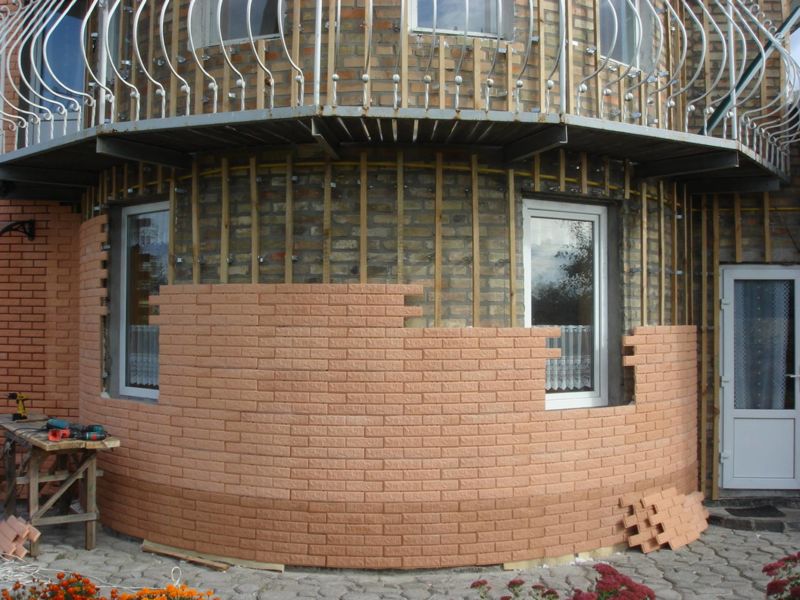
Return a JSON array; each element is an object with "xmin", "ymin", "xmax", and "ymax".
[
  {"xmin": 411, "ymin": 26, "xmax": 509, "ymax": 41},
  {"xmin": 545, "ymin": 395, "xmax": 607, "ymax": 410},
  {"xmin": 198, "ymin": 32, "xmax": 280, "ymax": 50}
]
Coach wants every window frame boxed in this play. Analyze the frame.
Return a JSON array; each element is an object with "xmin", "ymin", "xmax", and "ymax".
[
  {"xmin": 118, "ymin": 201, "xmax": 169, "ymax": 400},
  {"xmin": 522, "ymin": 199, "xmax": 609, "ymax": 410},
  {"xmin": 190, "ymin": 0, "xmax": 280, "ymax": 49},
  {"xmin": 410, "ymin": 0, "xmax": 514, "ymax": 40},
  {"xmin": 599, "ymin": 0, "xmax": 653, "ymax": 71}
]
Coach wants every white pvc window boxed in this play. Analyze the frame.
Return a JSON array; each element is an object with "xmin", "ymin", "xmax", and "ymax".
[
  {"xmin": 119, "ymin": 202, "xmax": 169, "ymax": 400},
  {"xmin": 412, "ymin": 0, "xmax": 514, "ymax": 39},
  {"xmin": 191, "ymin": 0, "xmax": 279, "ymax": 48},
  {"xmin": 523, "ymin": 200, "xmax": 608, "ymax": 410}
]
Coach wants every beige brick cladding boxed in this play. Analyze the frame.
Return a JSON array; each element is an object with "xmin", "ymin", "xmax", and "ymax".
[
  {"xmin": 0, "ymin": 201, "xmax": 81, "ymax": 419},
  {"xmin": 76, "ymin": 218, "xmax": 697, "ymax": 569}
]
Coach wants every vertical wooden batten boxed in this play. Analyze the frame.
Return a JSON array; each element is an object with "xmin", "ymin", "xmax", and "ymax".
[
  {"xmin": 285, "ymin": 156, "xmax": 294, "ymax": 283},
  {"xmin": 397, "ymin": 151, "xmax": 405, "ymax": 282},
  {"xmin": 434, "ymin": 153, "xmax": 443, "ymax": 326},
  {"xmin": 327, "ymin": 0, "xmax": 337, "ymax": 106},
  {"xmin": 580, "ymin": 152, "xmax": 588, "ymax": 195},
  {"xmin": 323, "ymin": 159, "xmax": 332, "ymax": 283},
  {"xmin": 734, "ymin": 193, "xmax": 742, "ymax": 263},
  {"xmin": 658, "ymin": 182, "xmax": 665, "ymax": 325},
  {"xmin": 438, "ymin": 35, "xmax": 446, "ymax": 109},
  {"xmin": 558, "ymin": 149, "xmax": 566, "ymax": 192},
  {"xmin": 508, "ymin": 169, "xmax": 517, "ymax": 327},
  {"xmin": 220, "ymin": 158, "xmax": 230, "ymax": 284},
  {"xmin": 471, "ymin": 155, "xmax": 481, "ymax": 327},
  {"xmin": 700, "ymin": 195, "xmax": 708, "ymax": 497},
  {"xmin": 191, "ymin": 161, "xmax": 200, "ymax": 284},
  {"xmin": 473, "ymin": 39, "xmax": 482, "ymax": 110},
  {"xmin": 671, "ymin": 182, "xmax": 678, "ymax": 325},
  {"xmin": 764, "ymin": 191, "xmax": 772, "ymax": 262},
  {"xmin": 169, "ymin": 0, "xmax": 180, "ymax": 116},
  {"xmin": 167, "ymin": 169, "xmax": 176, "ymax": 285},
  {"xmin": 400, "ymin": 0, "xmax": 409, "ymax": 107},
  {"xmin": 291, "ymin": 0, "xmax": 301, "ymax": 106},
  {"xmin": 711, "ymin": 195, "xmax": 721, "ymax": 500},
  {"xmin": 250, "ymin": 156, "xmax": 259, "ymax": 284},
  {"xmin": 641, "ymin": 182, "xmax": 648, "ymax": 326},
  {"xmin": 360, "ymin": 152, "xmax": 368, "ymax": 284}
]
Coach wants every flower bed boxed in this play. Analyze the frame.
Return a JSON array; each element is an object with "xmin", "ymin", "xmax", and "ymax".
[{"xmin": 0, "ymin": 572, "xmax": 219, "ymax": 600}]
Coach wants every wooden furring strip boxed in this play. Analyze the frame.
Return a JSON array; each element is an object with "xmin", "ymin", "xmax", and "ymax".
[
  {"xmin": 659, "ymin": 182, "xmax": 665, "ymax": 325},
  {"xmin": 250, "ymin": 156, "xmax": 259, "ymax": 284},
  {"xmin": 400, "ymin": 0, "xmax": 409, "ymax": 107},
  {"xmin": 434, "ymin": 153, "xmax": 443, "ymax": 326},
  {"xmin": 191, "ymin": 161, "xmax": 200, "ymax": 284},
  {"xmin": 471, "ymin": 155, "xmax": 480, "ymax": 326},
  {"xmin": 734, "ymin": 193, "xmax": 742, "ymax": 262},
  {"xmin": 439, "ymin": 35, "xmax": 446, "ymax": 109},
  {"xmin": 641, "ymin": 182, "xmax": 648, "ymax": 326},
  {"xmin": 220, "ymin": 157, "xmax": 230, "ymax": 284},
  {"xmin": 508, "ymin": 169, "xmax": 517, "ymax": 326},
  {"xmin": 360, "ymin": 152, "xmax": 368, "ymax": 284},
  {"xmin": 473, "ymin": 39, "xmax": 482, "ymax": 110},
  {"xmin": 285, "ymin": 155, "xmax": 294, "ymax": 283},
  {"xmin": 291, "ymin": 0, "xmax": 302, "ymax": 106},
  {"xmin": 323, "ymin": 159, "xmax": 332, "ymax": 283},
  {"xmin": 168, "ymin": 168, "xmax": 176, "ymax": 285},
  {"xmin": 580, "ymin": 152, "xmax": 588, "ymax": 194},
  {"xmin": 671, "ymin": 182, "xmax": 678, "ymax": 325},
  {"xmin": 764, "ymin": 191, "xmax": 772, "ymax": 262},
  {"xmin": 699, "ymin": 195, "xmax": 708, "ymax": 497},
  {"xmin": 169, "ymin": 0, "xmax": 181, "ymax": 116},
  {"xmin": 711, "ymin": 194, "xmax": 720, "ymax": 500},
  {"xmin": 397, "ymin": 151, "xmax": 405, "ymax": 281}
]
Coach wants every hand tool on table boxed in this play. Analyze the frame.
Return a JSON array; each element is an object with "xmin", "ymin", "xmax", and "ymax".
[{"xmin": 8, "ymin": 393, "xmax": 27, "ymax": 421}]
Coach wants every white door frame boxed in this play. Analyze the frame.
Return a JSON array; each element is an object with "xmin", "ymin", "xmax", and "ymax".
[{"xmin": 720, "ymin": 264, "xmax": 800, "ymax": 490}]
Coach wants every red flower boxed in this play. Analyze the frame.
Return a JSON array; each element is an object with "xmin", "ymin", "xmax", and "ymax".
[
  {"xmin": 768, "ymin": 578, "xmax": 790, "ymax": 596},
  {"xmin": 471, "ymin": 580, "xmax": 489, "ymax": 589},
  {"xmin": 507, "ymin": 579, "xmax": 525, "ymax": 589}
]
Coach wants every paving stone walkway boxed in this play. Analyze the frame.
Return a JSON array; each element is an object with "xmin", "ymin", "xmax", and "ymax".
[{"xmin": 0, "ymin": 524, "xmax": 795, "ymax": 599}]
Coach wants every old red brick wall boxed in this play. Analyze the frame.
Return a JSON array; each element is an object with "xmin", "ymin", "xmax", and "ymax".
[
  {"xmin": 77, "ymin": 215, "xmax": 698, "ymax": 569},
  {"xmin": 0, "ymin": 201, "xmax": 80, "ymax": 419}
]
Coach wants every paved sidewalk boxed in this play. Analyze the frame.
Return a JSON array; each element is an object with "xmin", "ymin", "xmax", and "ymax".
[{"xmin": 0, "ymin": 524, "xmax": 795, "ymax": 599}]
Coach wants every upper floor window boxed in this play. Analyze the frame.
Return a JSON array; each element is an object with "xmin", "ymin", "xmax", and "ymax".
[
  {"xmin": 599, "ymin": 0, "xmax": 653, "ymax": 69},
  {"xmin": 191, "ymin": 0, "xmax": 279, "ymax": 48},
  {"xmin": 523, "ymin": 200, "xmax": 608, "ymax": 410},
  {"xmin": 413, "ymin": 0, "xmax": 514, "ymax": 39}
]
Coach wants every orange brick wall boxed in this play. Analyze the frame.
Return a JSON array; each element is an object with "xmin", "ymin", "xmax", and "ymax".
[
  {"xmin": 76, "ymin": 215, "xmax": 698, "ymax": 569},
  {"xmin": 0, "ymin": 201, "xmax": 80, "ymax": 419}
]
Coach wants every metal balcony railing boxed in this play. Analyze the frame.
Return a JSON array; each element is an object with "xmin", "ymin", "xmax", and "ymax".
[{"xmin": 0, "ymin": 0, "xmax": 797, "ymax": 174}]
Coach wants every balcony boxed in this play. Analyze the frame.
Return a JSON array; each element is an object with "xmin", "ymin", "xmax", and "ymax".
[{"xmin": 0, "ymin": 0, "xmax": 797, "ymax": 192}]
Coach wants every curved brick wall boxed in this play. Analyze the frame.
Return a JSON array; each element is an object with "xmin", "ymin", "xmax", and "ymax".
[{"xmin": 78, "ymin": 216, "xmax": 698, "ymax": 569}]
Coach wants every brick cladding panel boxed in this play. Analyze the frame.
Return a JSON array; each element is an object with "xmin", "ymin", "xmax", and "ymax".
[
  {"xmin": 74, "ymin": 215, "xmax": 698, "ymax": 570},
  {"xmin": 0, "ymin": 201, "xmax": 80, "ymax": 419}
]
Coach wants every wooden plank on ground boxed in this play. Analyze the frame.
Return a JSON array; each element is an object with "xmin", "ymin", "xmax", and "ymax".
[{"xmin": 142, "ymin": 540, "xmax": 284, "ymax": 572}]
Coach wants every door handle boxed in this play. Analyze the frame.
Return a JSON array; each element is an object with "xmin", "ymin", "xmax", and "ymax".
[{"xmin": 787, "ymin": 374, "xmax": 800, "ymax": 378}]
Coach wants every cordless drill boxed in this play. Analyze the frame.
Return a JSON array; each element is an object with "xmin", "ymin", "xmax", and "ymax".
[{"xmin": 8, "ymin": 392, "xmax": 27, "ymax": 421}]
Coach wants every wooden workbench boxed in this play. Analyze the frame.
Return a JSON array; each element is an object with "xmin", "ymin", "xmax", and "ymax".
[{"xmin": 1, "ymin": 414, "xmax": 120, "ymax": 556}]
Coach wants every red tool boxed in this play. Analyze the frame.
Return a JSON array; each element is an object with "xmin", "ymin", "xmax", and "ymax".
[{"xmin": 47, "ymin": 428, "xmax": 70, "ymax": 442}]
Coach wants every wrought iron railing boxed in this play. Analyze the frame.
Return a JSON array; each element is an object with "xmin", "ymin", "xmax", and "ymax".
[{"xmin": 0, "ymin": 0, "xmax": 797, "ymax": 173}]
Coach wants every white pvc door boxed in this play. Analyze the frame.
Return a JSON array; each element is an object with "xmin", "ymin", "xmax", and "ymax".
[{"xmin": 721, "ymin": 266, "xmax": 800, "ymax": 490}]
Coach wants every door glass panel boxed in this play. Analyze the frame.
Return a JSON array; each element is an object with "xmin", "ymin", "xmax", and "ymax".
[
  {"xmin": 734, "ymin": 279, "xmax": 795, "ymax": 410},
  {"xmin": 125, "ymin": 209, "xmax": 168, "ymax": 390},
  {"xmin": 529, "ymin": 216, "xmax": 594, "ymax": 393}
]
